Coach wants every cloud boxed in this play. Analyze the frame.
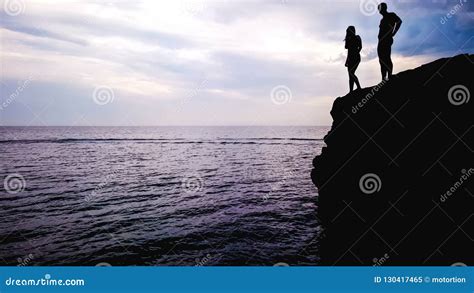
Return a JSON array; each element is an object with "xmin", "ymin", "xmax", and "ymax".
[{"xmin": 0, "ymin": 0, "xmax": 473, "ymax": 126}]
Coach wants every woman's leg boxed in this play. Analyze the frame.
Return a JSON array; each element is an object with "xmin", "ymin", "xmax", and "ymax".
[
  {"xmin": 348, "ymin": 68, "xmax": 354, "ymax": 92},
  {"xmin": 351, "ymin": 62, "xmax": 361, "ymax": 90}
]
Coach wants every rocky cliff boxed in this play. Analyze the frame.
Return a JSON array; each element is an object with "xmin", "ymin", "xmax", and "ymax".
[{"xmin": 312, "ymin": 54, "xmax": 473, "ymax": 265}]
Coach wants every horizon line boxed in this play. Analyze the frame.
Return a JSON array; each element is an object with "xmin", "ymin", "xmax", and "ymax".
[{"xmin": 0, "ymin": 125, "xmax": 332, "ymax": 127}]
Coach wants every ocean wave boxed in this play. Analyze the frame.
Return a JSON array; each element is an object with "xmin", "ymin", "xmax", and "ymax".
[{"xmin": 0, "ymin": 138, "xmax": 323, "ymax": 144}]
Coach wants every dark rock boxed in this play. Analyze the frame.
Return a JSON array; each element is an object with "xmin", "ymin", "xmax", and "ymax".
[{"xmin": 312, "ymin": 54, "xmax": 473, "ymax": 265}]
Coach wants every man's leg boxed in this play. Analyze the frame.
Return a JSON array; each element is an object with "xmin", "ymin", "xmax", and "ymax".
[
  {"xmin": 379, "ymin": 41, "xmax": 392, "ymax": 81},
  {"xmin": 377, "ymin": 42, "xmax": 386, "ymax": 80},
  {"xmin": 387, "ymin": 43, "xmax": 393, "ymax": 79}
]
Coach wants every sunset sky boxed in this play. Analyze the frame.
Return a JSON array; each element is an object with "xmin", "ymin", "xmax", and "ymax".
[{"xmin": 1, "ymin": 0, "xmax": 473, "ymax": 126}]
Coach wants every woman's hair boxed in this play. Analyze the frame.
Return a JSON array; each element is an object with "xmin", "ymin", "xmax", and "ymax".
[{"xmin": 345, "ymin": 26, "xmax": 356, "ymax": 41}]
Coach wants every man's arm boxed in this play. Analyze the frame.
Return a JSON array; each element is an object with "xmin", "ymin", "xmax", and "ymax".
[{"xmin": 392, "ymin": 13, "xmax": 402, "ymax": 37}]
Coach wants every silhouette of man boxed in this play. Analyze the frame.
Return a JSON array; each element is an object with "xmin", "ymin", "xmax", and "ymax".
[{"xmin": 377, "ymin": 2, "xmax": 402, "ymax": 81}]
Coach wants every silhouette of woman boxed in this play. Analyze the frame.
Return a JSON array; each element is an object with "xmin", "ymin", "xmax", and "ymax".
[{"xmin": 344, "ymin": 26, "xmax": 362, "ymax": 92}]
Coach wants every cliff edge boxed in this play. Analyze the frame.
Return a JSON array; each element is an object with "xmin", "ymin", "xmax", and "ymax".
[{"xmin": 312, "ymin": 54, "xmax": 473, "ymax": 265}]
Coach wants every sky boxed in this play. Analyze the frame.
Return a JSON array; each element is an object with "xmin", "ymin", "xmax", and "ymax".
[{"xmin": 0, "ymin": 0, "xmax": 473, "ymax": 126}]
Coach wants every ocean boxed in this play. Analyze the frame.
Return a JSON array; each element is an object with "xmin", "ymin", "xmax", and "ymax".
[{"xmin": 0, "ymin": 126, "xmax": 328, "ymax": 266}]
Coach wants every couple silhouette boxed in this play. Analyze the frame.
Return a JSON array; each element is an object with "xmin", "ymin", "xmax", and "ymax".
[{"xmin": 345, "ymin": 2, "xmax": 402, "ymax": 92}]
